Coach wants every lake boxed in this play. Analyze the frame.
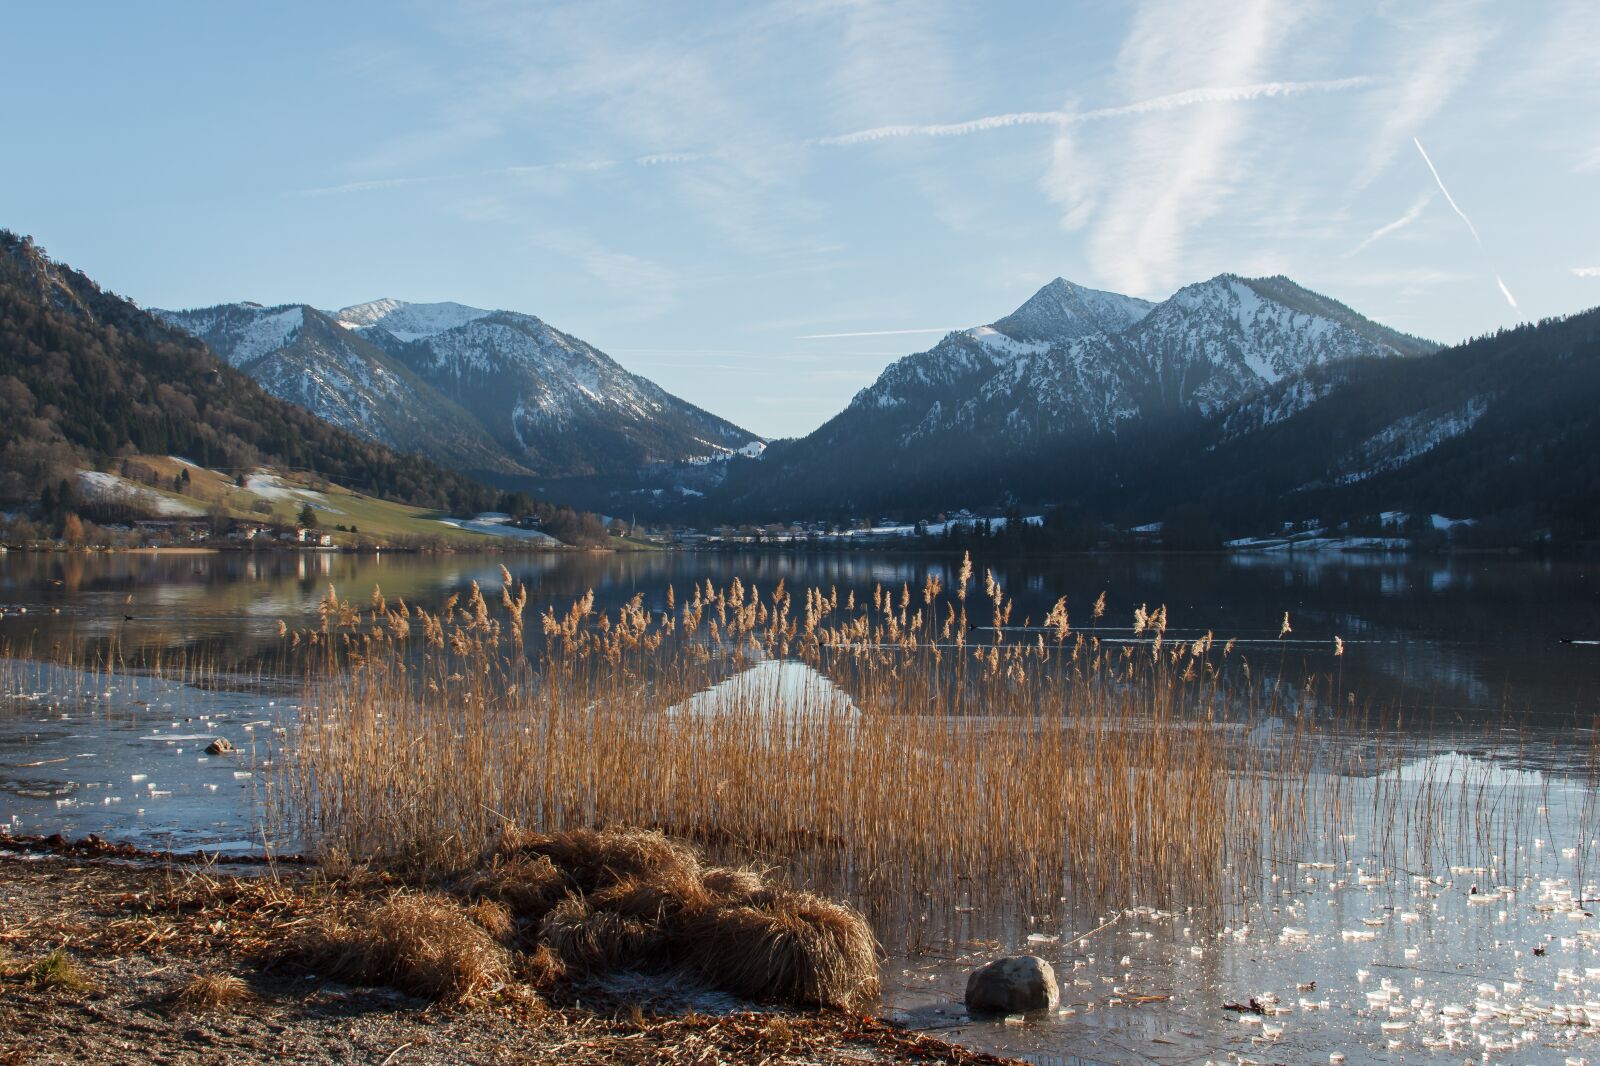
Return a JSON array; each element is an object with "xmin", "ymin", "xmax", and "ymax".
[{"xmin": 3, "ymin": 547, "xmax": 1598, "ymax": 1064}]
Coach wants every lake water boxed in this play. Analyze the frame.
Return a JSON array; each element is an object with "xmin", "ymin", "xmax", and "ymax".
[{"xmin": 3, "ymin": 547, "xmax": 1598, "ymax": 1064}]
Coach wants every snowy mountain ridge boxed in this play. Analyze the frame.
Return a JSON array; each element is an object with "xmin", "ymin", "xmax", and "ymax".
[
  {"xmin": 837, "ymin": 272, "xmax": 1437, "ymax": 444},
  {"xmin": 718, "ymin": 271, "xmax": 1444, "ymax": 518},
  {"xmin": 159, "ymin": 297, "xmax": 760, "ymax": 480},
  {"xmin": 333, "ymin": 299, "xmax": 492, "ymax": 341}
]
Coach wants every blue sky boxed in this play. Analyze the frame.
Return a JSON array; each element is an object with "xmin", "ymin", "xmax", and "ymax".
[{"xmin": 6, "ymin": 1, "xmax": 1597, "ymax": 438}]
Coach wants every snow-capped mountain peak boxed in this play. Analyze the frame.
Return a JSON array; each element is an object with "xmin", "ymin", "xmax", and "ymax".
[
  {"xmin": 990, "ymin": 277, "xmax": 1155, "ymax": 342},
  {"xmin": 762, "ymin": 271, "xmax": 1443, "ymax": 510},
  {"xmin": 162, "ymin": 295, "xmax": 758, "ymax": 480},
  {"xmin": 333, "ymin": 299, "xmax": 492, "ymax": 342}
]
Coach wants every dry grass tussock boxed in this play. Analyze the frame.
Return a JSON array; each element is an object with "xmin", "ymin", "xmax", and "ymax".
[
  {"xmin": 286, "ymin": 892, "xmax": 513, "ymax": 1006},
  {"xmin": 0, "ymin": 949, "xmax": 93, "ymax": 993},
  {"xmin": 277, "ymin": 827, "xmax": 880, "ymax": 1011},
  {"xmin": 486, "ymin": 827, "xmax": 879, "ymax": 1009},
  {"xmin": 172, "ymin": 972, "xmax": 253, "ymax": 1011},
  {"xmin": 275, "ymin": 825, "xmax": 883, "ymax": 1011}
]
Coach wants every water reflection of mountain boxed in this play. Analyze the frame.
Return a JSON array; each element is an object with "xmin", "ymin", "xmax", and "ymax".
[{"xmin": 1, "ymin": 552, "xmax": 1593, "ymax": 725}]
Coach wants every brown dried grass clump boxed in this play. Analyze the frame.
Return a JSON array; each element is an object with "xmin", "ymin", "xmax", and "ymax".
[
  {"xmin": 685, "ymin": 891, "xmax": 880, "ymax": 1010},
  {"xmin": 289, "ymin": 893, "xmax": 512, "ymax": 1005},
  {"xmin": 515, "ymin": 943, "xmax": 567, "ymax": 991},
  {"xmin": 453, "ymin": 827, "xmax": 882, "ymax": 1007},
  {"xmin": 539, "ymin": 896, "xmax": 667, "ymax": 973},
  {"xmin": 700, "ymin": 866, "xmax": 767, "ymax": 903},
  {"xmin": 459, "ymin": 852, "xmax": 572, "ymax": 925},
  {"xmin": 173, "ymin": 972, "xmax": 253, "ymax": 1011},
  {"xmin": 588, "ymin": 872, "xmax": 714, "ymax": 923},
  {"xmin": 465, "ymin": 899, "xmax": 515, "ymax": 942},
  {"xmin": 506, "ymin": 827, "xmax": 702, "ymax": 894}
]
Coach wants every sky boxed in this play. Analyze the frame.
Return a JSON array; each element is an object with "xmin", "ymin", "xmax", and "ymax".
[{"xmin": 4, "ymin": 1, "xmax": 1598, "ymax": 439}]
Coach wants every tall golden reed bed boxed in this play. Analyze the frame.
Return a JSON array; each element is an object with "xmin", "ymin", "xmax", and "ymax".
[{"xmin": 277, "ymin": 557, "xmax": 1316, "ymax": 907}]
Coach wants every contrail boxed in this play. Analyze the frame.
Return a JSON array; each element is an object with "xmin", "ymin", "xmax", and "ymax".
[
  {"xmin": 1413, "ymin": 136, "xmax": 1517, "ymax": 310},
  {"xmin": 306, "ymin": 78, "xmax": 1368, "ymax": 197},
  {"xmin": 1495, "ymin": 277, "xmax": 1518, "ymax": 309},
  {"xmin": 1412, "ymin": 138, "xmax": 1481, "ymax": 245},
  {"xmin": 815, "ymin": 77, "xmax": 1372, "ymax": 147},
  {"xmin": 1574, "ymin": 267, "xmax": 1600, "ymax": 277},
  {"xmin": 800, "ymin": 327, "xmax": 963, "ymax": 340},
  {"xmin": 1347, "ymin": 192, "xmax": 1432, "ymax": 257}
]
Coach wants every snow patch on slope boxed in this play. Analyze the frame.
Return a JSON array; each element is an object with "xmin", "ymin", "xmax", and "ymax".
[
  {"xmin": 1335, "ymin": 398, "xmax": 1489, "ymax": 484},
  {"xmin": 157, "ymin": 305, "xmax": 305, "ymax": 368},
  {"xmin": 334, "ymin": 299, "xmax": 492, "ymax": 341},
  {"xmin": 76, "ymin": 471, "xmax": 206, "ymax": 517},
  {"xmin": 966, "ymin": 326, "xmax": 1049, "ymax": 357}
]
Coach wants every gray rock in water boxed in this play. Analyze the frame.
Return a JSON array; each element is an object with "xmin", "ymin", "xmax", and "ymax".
[
  {"xmin": 205, "ymin": 738, "xmax": 236, "ymax": 755},
  {"xmin": 964, "ymin": 955, "xmax": 1059, "ymax": 1013}
]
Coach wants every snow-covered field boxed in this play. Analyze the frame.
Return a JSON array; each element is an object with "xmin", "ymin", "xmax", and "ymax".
[
  {"xmin": 76, "ymin": 471, "xmax": 206, "ymax": 518},
  {"xmin": 242, "ymin": 473, "xmax": 345, "ymax": 515},
  {"xmin": 433, "ymin": 513, "xmax": 561, "ymax": 544}
]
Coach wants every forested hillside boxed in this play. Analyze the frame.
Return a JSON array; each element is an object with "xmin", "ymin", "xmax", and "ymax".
[{"xmin": 0, "ymin": 231, "xmax": 498, "ymax": 515}]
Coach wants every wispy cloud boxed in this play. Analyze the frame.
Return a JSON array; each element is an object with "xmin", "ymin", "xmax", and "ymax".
[
  {"xmin": 525, "ymin": 228, "xmax": 683, "ymax": 321},
  {"xmin": 1043, "ymin": 0, "xmax": 1310, "ymax": 296},
  {"xmin": 1574, "ymin": 267, "xmax": 1600, "ymax": 278},
  {"xmin": 1413, "ymin": 137, "xmax": 1516, "ymax": 309},
  {"xmin": 799, "ymin": 327, "xmax": 962, "ymax": 340},
  {"xmin": 814, "ymin": 78, "xmax": 1370, "ymax": 147},
  {"xmin": 306, "ymin": 76, "xmax": 1368, "ymax": 201},
  {"xmin": 299, "ymin": 174, "xmax": 457, "ymax": 198},
  {"xmin": 299, "ymin": 155, "xmax": 691, "ymax": 198},
  {"xmin": 1355, "ymin": 4, "xmax": 1493, "ymax": 186},
  {"xmin": 1346, "ymin": 192, "xmax": 1432, "ymax": 256}
]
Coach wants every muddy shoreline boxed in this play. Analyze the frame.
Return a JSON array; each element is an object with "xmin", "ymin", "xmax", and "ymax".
[{"xmin": 0, "ymin": 840, "xmax": 1019, "ymax": 1065}]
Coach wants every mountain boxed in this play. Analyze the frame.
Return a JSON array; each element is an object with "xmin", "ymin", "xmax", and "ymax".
[
  {"xmin": 0, "ymin": 231, "xmax": 501, "ymax": 515},
  {"xmin": 159, "ymin": 296, "xmax": 762, "ymax": 482},
  {"xmin": 718, "ymin": 273, "xmax": 1437, "ymax": 518},
  {"xmin": 337, "ymin": 299, "xmax": 761, "ymax": 477},
  {"xmin": 155, "ymin": 303, "xmax": 526, "ymax": 476},
  {"xmin": 990, "ymin": 277, "xmax": 1154, "ymax": 341},
  {"xmin": 1127, "ymin": 306, "xmax": 1600, "ymax": 540}
]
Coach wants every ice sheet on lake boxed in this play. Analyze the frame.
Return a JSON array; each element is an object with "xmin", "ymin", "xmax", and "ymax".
[{"xmin": 667, "ymin": 659, "xmax": 859, "ymax": 722}]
